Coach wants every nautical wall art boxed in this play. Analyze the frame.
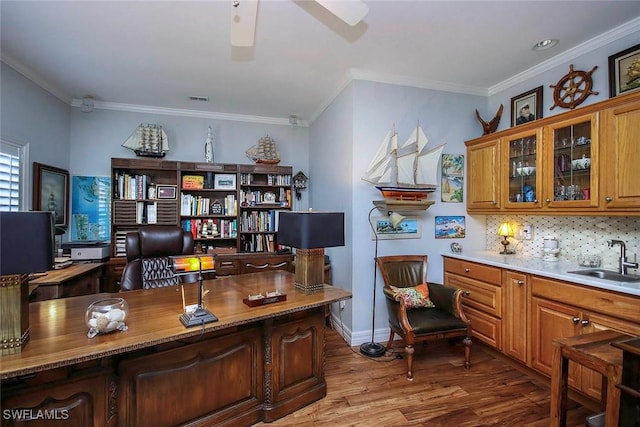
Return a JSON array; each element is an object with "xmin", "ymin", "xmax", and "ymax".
[{"xmin": 441, "ymin": 154, "xmax": 464, "ymax": 202}]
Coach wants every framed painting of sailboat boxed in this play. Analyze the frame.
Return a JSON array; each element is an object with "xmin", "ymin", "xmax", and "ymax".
[
  {"xmin": 371, "ymin": 216, "xmax": 421, "ymax": 240},
  {"xmin": 441, "ymin": 154, "xmax": 464, "ymax": 202}
]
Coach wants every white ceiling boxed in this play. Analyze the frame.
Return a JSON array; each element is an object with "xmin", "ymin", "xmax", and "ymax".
[{"xmin": 2, "ymin": 1, "xmax": 640, "ymax": 125}]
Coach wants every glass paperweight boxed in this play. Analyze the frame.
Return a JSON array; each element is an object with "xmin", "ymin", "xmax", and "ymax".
[{"xmin": 86, "ymin": 298, "xmax": 129, "ymax": 338}]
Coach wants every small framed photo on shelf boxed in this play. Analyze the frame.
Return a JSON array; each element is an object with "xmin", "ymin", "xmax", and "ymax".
[
  {"xmin": 511, "ymin": 86, "xmax": 543, "ymax": 127},
  {"xmin": 608, "ymin": 42, "xmax": 640, "ymax": 97},
  {"xmin": 156, "ymin": 185, "xmax": 177, "ymax": 200},
  {"xmin": 214, "ymin": 174, "xmax": 236, "ymax": 190}
]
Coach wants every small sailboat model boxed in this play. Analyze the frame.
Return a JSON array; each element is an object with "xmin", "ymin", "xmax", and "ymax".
[
  {"xmin": 246, "ymin": 135, "xmax": 280, "ymax": 164},
  {"xmin": 122, "ymin": 124, "xmax": 169, "ymax": 158},
  {"xmin": 362, "ymin": 123, "xmax": 445, "ymax": 200}
]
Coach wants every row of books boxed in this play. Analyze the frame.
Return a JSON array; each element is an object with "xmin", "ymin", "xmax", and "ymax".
[
  {"xmin": 182, "ymin": 218, "xmax": 238, "ymax": 240},
  {"xmin": 180, "ymin": 193, "xmax": 237, "ymax": 216},
  {"xmin": 241, "ymin": 233, "xmax": 275, "ymax": 253},
  {"xmin": 240, "ymin": 173, "xmax": 291, "ymax": 186},
  {"xmin": 114, "ymin": 172, "xmax": 151, "ymax": 200},
  {"xmin": 240, "ymin": 210, "xmax": 278, "ymax": 232}
]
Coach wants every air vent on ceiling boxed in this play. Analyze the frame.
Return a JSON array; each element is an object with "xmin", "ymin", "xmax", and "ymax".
[{"xmin": 189, "ymin": 96, "xmax": 209, "ymax": 102}]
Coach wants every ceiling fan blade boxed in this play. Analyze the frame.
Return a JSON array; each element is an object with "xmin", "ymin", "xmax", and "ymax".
[
  {"xmin": 315, "ymin": 0, "xmax": 369, "ymax": 26},
  {"xmin": 230, "ymin": 0, "xmax": 259, "ymax": 47}
]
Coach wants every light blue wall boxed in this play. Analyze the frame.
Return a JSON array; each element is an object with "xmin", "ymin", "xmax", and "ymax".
[
  {"xmin": 311, "ymin": 79, "xmax": 485, "ymax": 343},
  {"xmin": 0, "ymin": 62, "xmax": 70, "ymax": 208},
  {"xmin": 309, "ymin": 82, "xmax": 355, "ymax": 327},
  {"xmin": 69, "ymin": 109, "xmax": 310, "ymax": 189}
]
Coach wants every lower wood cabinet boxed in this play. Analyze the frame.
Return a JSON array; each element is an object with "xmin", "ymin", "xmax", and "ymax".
[
  {"xmin": 503, "ymin": 270, "xmax": 528, "ymax": 364},
  {"xmin": 443, "ymin": 257, "xmax": 502, "ymax": 349},
  {"xmin": 531, "ymin": 275, "xmax": 640, "ymax": 400},
  {"xmin": 444, "ymin": 256, "xmax": 640, "ymax": 404}
]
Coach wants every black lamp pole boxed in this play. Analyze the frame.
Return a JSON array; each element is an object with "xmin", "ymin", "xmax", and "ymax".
[{"xmin": 360, "ymin": 207, "xmax": 386, "ymax": 358}]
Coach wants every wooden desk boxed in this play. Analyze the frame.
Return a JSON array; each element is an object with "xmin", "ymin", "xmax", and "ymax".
[
  {"xmin": 2, "ymin": 271, "xmax": 351, "ymax": 426},
  {"xmin": 29, "ymin": 262, "xmax": 104, "ymax": 301},
  {"xmin": 551, "ymin": 330, "xmax": 632, "ymax": 427}
]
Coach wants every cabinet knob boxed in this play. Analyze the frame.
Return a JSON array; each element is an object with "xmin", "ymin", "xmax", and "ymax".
[
  {"xmin": 605, "ymin": 196, "xmax": 613, "ymax": 202},
  {"xmin": 581, "ymin": 319, "xmax": 590, "ymax": 327},
  {"xmin": 516, "ymin": 280, "xmax": 524, "ymax": 286},
  {"xmin": 545, "ymin": 198, "xmax": 551, "ymax": 203},
  {"xmin": 572, "ymin": 317, "xmax": 580, "ymax": 324},
  {"xmin": 464, "ymin": 268, "xmax": 470, "ymax": 273}
]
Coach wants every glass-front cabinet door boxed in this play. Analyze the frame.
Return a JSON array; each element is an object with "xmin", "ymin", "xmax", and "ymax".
[
  {"xmin": 543, "ymin": 113, "xmax": 598, "ymax": 209},
  {"xmin": 503, "ymin": 129, "xmax": 542, "ymax": 209}
]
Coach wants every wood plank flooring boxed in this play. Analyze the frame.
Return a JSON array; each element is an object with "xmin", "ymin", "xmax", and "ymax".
[{"xmin": 254, "ymin": 328, "xmax": 597, "ymax": 426}]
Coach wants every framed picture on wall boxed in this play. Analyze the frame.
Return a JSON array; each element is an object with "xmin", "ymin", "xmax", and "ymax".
[
  {"xmin": 371, "ymin": 216, "xmax": 421, "ymax": 240},
  {"xmin": 608, "ymin": 42, "xmax": 640, "ymax": 97},
  {"xmin": 435, "ymin": 216, "xmax": 466, "ymax": 239},
  {"xmin": 33, "ymin": 162, "xmax": 69, "ymax": 229},
  {"xmin": 511, "ymin": 86, "xmax": 543, "ymax": 127}
]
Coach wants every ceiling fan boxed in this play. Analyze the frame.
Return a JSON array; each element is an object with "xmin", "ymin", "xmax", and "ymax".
[{"xmin": 231, "ymin": 0, "xmax": 369, "ymax": 47}]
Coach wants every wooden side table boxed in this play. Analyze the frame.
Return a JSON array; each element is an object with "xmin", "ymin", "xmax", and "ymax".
[{"xmin": 551, "ymin": 329, "xmax": 632, "ymax": 427}]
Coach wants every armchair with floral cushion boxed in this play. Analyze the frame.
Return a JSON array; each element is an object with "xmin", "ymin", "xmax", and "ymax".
[{"xmin": 376, "ymin": 255, "xmax": 471, "ymax": 380}]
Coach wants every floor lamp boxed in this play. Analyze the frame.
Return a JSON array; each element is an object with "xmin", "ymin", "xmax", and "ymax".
[{"xmin": 360, "ymin": 206, "xmax": 405, "ymax": 358}]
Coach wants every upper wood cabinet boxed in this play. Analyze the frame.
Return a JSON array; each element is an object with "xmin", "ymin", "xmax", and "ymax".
[
  {"xmin": 465, "ymin": 91, "xmax": 640, "ymax": 215},
  {"xmin": 600, "ymin": 96, "xmax": 640, "ymax": 209},
  {"xmin": 466, "ymin": 137, "xmax": 501, "ymax": 211}
]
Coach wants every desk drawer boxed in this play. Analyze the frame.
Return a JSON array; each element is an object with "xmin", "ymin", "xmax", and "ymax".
[{"xmin": 444, "ymin": 258, "xmax": 501, "ymax": 286}]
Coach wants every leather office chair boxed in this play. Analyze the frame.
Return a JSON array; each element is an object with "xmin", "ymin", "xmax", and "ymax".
[
  {"xmin": 120, "ymin": 225, "xmax": 197, "ymax": 291},
  {"xmin": 376, "ymin": 255, "xmax": 472, "ymax": 380}
]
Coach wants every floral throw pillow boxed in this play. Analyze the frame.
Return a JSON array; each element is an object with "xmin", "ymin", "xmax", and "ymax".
[{"xmin": 389, "ymin": 283, "xmax": 435, "ymax": 309}]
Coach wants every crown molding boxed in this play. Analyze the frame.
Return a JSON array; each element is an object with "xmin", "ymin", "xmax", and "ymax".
[
  {"xmin": 489, "ymin": 16, "xmax": 640, "ymax": 95},
  {"xmin": 1, "ymin": 56, "xmax": 71, "ymax": 104},
  {"xmin": 69, "ymin": 99, "xmax": 309, "ymax": 127}
]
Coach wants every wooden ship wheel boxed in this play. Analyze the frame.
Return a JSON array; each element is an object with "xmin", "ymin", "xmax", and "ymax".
[{"xmin": 549, "ymin": 64, "xmax": 599, "ymax": 110}]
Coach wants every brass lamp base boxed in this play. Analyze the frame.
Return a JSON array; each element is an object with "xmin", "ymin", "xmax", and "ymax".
[
  {"xmin": 295, "ymin": 248, "xmax": 325, "ymax": 292},
  {"xmin": 500, "ymin": 238, "xmax": 514, "ymax": 255},
  {"xmin": 1, "ymin": 274, "xmax": 30, "ymax": 355}
]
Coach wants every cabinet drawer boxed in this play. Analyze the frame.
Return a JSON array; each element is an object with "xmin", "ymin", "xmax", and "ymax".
[
  {"xmin": 445, "ymin": 272, "xmax": 502, "ymax": 317},
  {"xmin": 463, "ymin": 305, "xmax": 502, "ymax": 350},
  {"xmin": 444, "ymin": 258, "xmax": 501, "ymax": 285},
  {"xmin": 216, "ymin": 259, "xmax": 239, "ymax": 276},
  {"xmin": 531, "ymin": 275, "xmax": 640, "ymax": 324}
]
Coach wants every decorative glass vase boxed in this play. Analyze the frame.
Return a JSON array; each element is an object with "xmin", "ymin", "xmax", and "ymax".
[{"xmin": 85, "ymin": 298, "xmax": 129, "ymax": 338}]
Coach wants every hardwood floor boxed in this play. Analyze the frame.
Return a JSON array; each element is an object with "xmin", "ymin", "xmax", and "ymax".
[{"xmin": 255, "ymin": 328, "xmax": 597, "ymax": 426}]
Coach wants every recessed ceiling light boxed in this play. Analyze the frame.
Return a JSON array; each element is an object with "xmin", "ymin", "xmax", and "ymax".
[
  {"xmin": 189, "ymin": 96, "xmax": 209, "ymax": 102},
  {"xmin": 532, "ymin": 39, "xmax": 558, "ymax": 51}
]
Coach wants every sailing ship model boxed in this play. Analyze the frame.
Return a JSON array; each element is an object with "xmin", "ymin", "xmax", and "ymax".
[
  {"xmin": 362, "ymin": 123, "xmax": 445, "ymax": 201},
  {"xmin": 122, "ymin": 124, "xmax": 169, "ymax": 158},
  {"xmin": 246, "ymin": 135, "xmax": 280, "ymax": 164}
]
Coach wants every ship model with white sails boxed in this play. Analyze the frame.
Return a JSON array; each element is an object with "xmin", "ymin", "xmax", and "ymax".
[
  {"xmin": 122, "ymin": 123, "xmax": 169, "ymax": 158},
  {"xmin": 362, "ymin": 122, "xmax": 445, "ymax": 207},
  {"xmin": 246, "ymin": 135, "xmax": 280, "ymax": 164}
]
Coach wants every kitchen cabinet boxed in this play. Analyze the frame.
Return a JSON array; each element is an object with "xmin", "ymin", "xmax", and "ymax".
[
  {"xmin": 531, "ymin": 275, "xmax": 640, "ymax": 400},
  {"xmin": 465, "ymin": 90, "xmax": 640, "ymax": 215},
  {"xmin": 503, "ymin": 128, "xmax": 542, "ymax": 210},
  {"xmin": 503, "ymin": 270, "xmax": 528, "ymax": 364},
  {"xmin": 443, "ymin": 258, "xmax": 503, "ymax": 349},
  {"xmin": 466, "ymin": 138, "xmax": 501, "ymax": 211},
  {"xmin": 600, "ymin": 95, "xmax": 640, "ymax": 209}
]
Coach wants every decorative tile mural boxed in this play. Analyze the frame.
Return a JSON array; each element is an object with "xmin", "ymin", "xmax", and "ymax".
[{"xmin": 485, "ymin": 215, "xmax": 640, "ymax": 271}]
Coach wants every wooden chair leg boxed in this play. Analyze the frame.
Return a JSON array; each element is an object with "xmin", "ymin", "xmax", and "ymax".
[
  {"xmin": 385, "ymin": 329, "xmax": 395, "ymax": 350},
  {"xmin": 463, "ymin": 336, "xmax": 472, "ymax": 369},
  {"xmin": 405, "ymin": 344, "xmax": 415, "ymax": 381}
]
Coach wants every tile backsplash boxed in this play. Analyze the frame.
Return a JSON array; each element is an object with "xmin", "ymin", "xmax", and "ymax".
[{"xmin": 486, "ymin": 215, "xmax": 639, "ymax": 271}]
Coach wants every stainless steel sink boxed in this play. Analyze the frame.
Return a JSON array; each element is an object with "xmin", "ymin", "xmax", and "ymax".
[{"xmin": 567, "ymin": 269, "xmax": 640, "ymax": 282}]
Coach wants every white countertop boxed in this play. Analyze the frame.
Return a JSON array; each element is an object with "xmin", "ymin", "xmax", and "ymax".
[{"xmin": 442, "ymin": 250, "xmax": 640, "ymax": 297}]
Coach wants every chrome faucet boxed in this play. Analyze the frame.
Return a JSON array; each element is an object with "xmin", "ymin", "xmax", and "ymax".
[{"xmin": 608, "ymin": 240, "xmax": 639, "ymax": 275}]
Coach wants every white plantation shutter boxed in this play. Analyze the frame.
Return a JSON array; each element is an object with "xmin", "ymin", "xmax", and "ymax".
[{"xmin": 0, "ymin": 139, "xmax": 28, "ymax": 211}]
